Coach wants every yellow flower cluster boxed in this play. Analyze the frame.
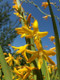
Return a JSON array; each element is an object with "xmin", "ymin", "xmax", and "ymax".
[
  {"xmin": 48, "ymin": 64, "xmax": 57, "ymax": 74},
  {"xmin": 2, "ymin": 0, "xmax": 56, "ymax": 80},
  {"xmin": 10, "ymin": 19, "xmax": 56, "ymax": 79},
  {"xmin": 13, "ymin": 65, "xmax": 36, "ymax": 80}
]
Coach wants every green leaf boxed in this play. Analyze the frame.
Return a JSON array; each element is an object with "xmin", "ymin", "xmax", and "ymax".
[
  {"xmin": 0, "ymin": 46, "xmax": 12, "ymax": 80},
  {"xmin": 47, "ymin": 0, "xmax": 60, "ymax": 79}
]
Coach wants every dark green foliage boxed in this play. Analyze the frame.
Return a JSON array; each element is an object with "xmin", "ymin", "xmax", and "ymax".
[
  {"xmin": 0, "ymin": 1, "xmax": 12, "ymax": 26},
  {"xmin": 0, "ymin": 0, "xmax": 18, "ymax": 53},
  {"xmin": 0, "ymin": 26, "xmax": 17, "ymax": 53}
]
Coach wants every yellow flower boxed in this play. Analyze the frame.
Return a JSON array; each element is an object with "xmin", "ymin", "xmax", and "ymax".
[
  {"xmin": 42, "ymin": 2, "xmax": 53, "ymax": 9},
  {"xmin": 18, "ymin": 66, "xmax": 36, "ymax": 80},
  {"xmin": 15, "ymin": 24, "xmax": 28, "ymax": 38},
  {"xmin": 48, "ymin": 64, "xmax": 57, "ymax": 74},
  {"xmin": 26, "ymin": 39, "xmax": 56, "ymax": 69},
  {"xmin": 13, "ymin": 56, "xmax": 22, "ymax": 65},
  {"xmin": 13, "ymin": 66, "xmax": 36, "ymax": 80},
  {"xmin": 15, "ymin": 20, "xmax": 48, "ymax": 39},
  {"xmin": 5, "ymin": 53, "xmax": 21, "ymax": 66},
  {"xmin": 13, "ymin": 0, "xmax": 21, "ymax": 11},
  {"xmin": 5, "ymin": 53, "xmax": 14, "ymax": 66},
  {"xmin": 13, "ymin": 67, "xmax": 23, "ymax": 80},
  {"xmin": 42, "ymin": 2, "xmax": 48, "ymax": 9},
  {"xmin": 43, "ymin": 15, "xmax": 48, "ymax": 20},
  {"xmin": 12, "ymin": 0, "xmax": 22, "ymax": 18},
  {"xmin": 13, "ymin": 67, "xmax": 22, "ymax": 75},
  {"xmin": 11, "ymin": 44, "xmax": 31, "ymax": 61},
  {"xmin": 49, "ymin": 36, "xmax": 55, "ymax": 41}
]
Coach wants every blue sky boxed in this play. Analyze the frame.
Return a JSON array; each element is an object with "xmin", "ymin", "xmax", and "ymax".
[{"xmin": 3, "ymin": 0, "xmax": 60, "ymax": 63}]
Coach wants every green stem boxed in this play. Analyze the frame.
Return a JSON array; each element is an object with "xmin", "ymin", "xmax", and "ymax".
[
  {"xmin": 16, "ymin": 0, "xmax": 43, "ymax": 80},
  {"xmin": 0, "ymin": 46, "xmax": 12, "ymax": 80},
  {"xmin": 30, "ymin": 38, "xmax": 43, "ymax": 80},
  {"xmin": 47, "ymin": 0, "xmax": 60, "ymax": 79}
]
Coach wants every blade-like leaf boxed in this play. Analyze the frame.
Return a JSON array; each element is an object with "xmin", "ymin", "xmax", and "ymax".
[
  {"xmin": 47, "ymin": 0, "xmax": 60, "ymax": 79},
  {"xmin": 0, "ymin": 46, "xmax": 12, "ymax": 80}
]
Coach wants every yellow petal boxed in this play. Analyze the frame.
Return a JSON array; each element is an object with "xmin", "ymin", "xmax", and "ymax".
[
  {"xmin": 38, "ymin": 58, "xmax": 43, "ymax": 69},
  {"xmin": 49, "ymin": 36, "xmax": 55, "ymax": 41},
  {"xmin": 21, "ymin": 34, "xmax": 26, "ymax": 38},
  {"xmin": 43, "ymin": 15, "xmax": 48, "ymax": 20},
  {"xmin": 22, "ymin": 51, "xmax": 28, "ymax": 61},
  {"xmin": 49, "ymin": 47, "xmax": 56, "ymax": 51},
  {"xmin": 32, "ymin": 20, "xmax": 38, "ymax": 32},
  {"xmin": 9, "ymin": 53, "xmax": 12, "ymax": 57},
  {"xmin": 15, "ymin": 27, "xmax": 23, "ymax": 31},
  {"xmin": 26, "ymin": 66, "xmax": 35, "ymax": 71},
  {"xmin": 43, "ymin": 55, "xmax": 55, "ymax": 65},
  {"xmin": 12, "ymin": 4, "xmax": 18, "ymax": 10},
  {"xmin": 34, "ymin": 39, "xmax": 43, "ymax": 50},
  {"xmin": 42, "ymin": 2, "xmax": 48, "ymax": 9},
  {"xmin": 12, "ymin": 44, "xmax": 29, "ymax": 53},
  {"xmin": 6, "ymin": 58, "xmax": 12, "ymax": 63},
  {"xmin": 18, "ymin": 67, "xmax": 27, "ymax": 72},
  {"xmin": 26, "ymin": 49, "xmax": 37, "ymax": 54},
  {"xmin": 15, "ymin": 28, "xmax": 25, "ymax": 34},
  {"xmin": 14, "ymin": 12, "xmax": 20, "ymax": 17},
  {"xmin": 27, "ymin": 54, "xmax": 37, "ymax": 63},
  {"xmin": 48, "ymin": 66, "xmax": 51, "ymax": 74},
  {"xmin": 16, "ymin": 31, "xmax": 24, "ymax": 35},
  {"xmin": 16, "ymin": 49, "xmax": 23, "ymax": 54},
  {"xmin": 47, "ymin": 56, "xmax": 55, "ymax": 65},
  {"xmin": 43, "ymin": 50, "xmax": 56, "ymax": 56},
  {"xmin": 11, "ymin": 46, "xmax": 19, "ymax": 50},
  {"xmin": 9, "ymin": 61, "xmax": 13, "ymax": 66},
  {"xmin": 13, "ymin": 59, "xmax": 20, "ymax": 65},
  {"xmin": 5, "ymin": 57, "xmax": 9, "ymax": 60},
  {"xmin": 14, "ymin": 67, "xmax": 20, "ymax": 75},
  {"xmin": 37, "ymin": 31, "xmax": 48, "ymax": 38},
  {"xmin": 23, "ymin": 72, "xmax": 30, "ymax": 80},
  {"xmin": 22, "ymin": 27, "xmax": 33, "ymax": 35}
]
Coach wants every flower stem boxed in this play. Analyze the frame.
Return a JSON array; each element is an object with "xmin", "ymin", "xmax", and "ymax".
[{"xmin": 16, "ymin": 0, "xmax": 43, "ymax": 79}]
